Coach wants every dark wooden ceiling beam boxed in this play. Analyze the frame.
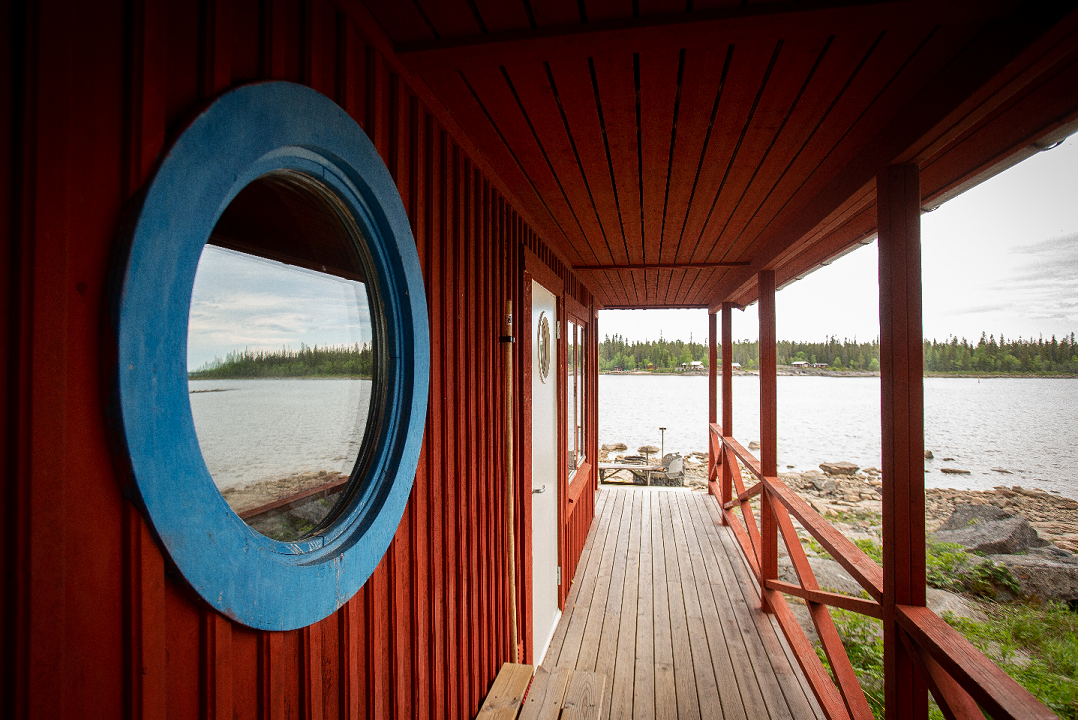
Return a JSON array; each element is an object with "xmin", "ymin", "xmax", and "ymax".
[
  {"xmin": 575, "ymin": 262, "xmax": 749, "ymax": 271},
  {"xmin": 706, "ymin": 4, "xmax": 1078, "ymax": 312},
  {"xmin": 396, "ymin": 0, "xmax": 1020, "ymax": 68}
]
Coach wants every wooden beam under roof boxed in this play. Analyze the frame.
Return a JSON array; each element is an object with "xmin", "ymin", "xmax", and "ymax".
[
  {"xmin": 706, "ymin": 4, "xmax": 1078, "ymax": 312},
  {"xmin": 574, "ymin": 262, "xmax": 749, "ymax": 271},
  {"xmin": 396, "ymin": 0, "xmax": 1020, "ymax": 68}
]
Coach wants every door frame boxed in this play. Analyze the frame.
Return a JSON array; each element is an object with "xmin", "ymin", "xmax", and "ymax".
[{"xmin": 520, "ymin": 248, "xmax": 565, "ymax": 664}]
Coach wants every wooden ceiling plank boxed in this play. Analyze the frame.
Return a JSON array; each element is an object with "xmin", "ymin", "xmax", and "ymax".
[
  {"xmin": 707, "ymin": 11, "xmax": 1068, "ymax": 311},
  {"xmin": 706, "ymin": 34, "xmax": 878, "ymax": 268},
  {"xmin": 460, "ymin": 64, "xmax": 604, "ymax": 263},
  {"xmin": 548, "ymin": 57, "xmax": 633, "ymax": 267},
  {"xmin": 920, "ymin": 55, "xmax": 1078, "ymax": 207},
  {"xmin": 361, "ymin": 2, "xmax": 437, "ymax": 43},
  {"xmin": 676, "ymin": 42, "xmax": 776, "ymax": 264},
  {"xmin": 695, "ymin": 0, "xmax": 741, "ymax": 9},
  {"xmin": 532, "ymin": 0, "xmax": 581, "ymax": 28},
  {"xmin": 774, "ymin": 205, "xmax": 877, "ymax": 291},
  {"xmin": 660, "ymin": 46, "xmax": 730, "ymax": 265},
  {"xmin": 585, "ymin": 0, "xmax": 636, "ymax": 24},
  {"xmin": 336, "ymin": 0, "xmax": 600, "ymax": 291},
  {"xmin": 771, "ymin": 184, "xmax": 876, "ymax": 271},
  {"xmin": 638, "ymin": 48, "xmax": 681, "ymax": 269},
  {"xmin": 694, "ymin": 24, "xmax": 963, "ymax": 304},
  {"xmin": 471, "ymin": 0, "xmax": 533, "ymax": 34},
  {"xmin": 639, "ymin": 0, "xmax": 692, "ymax": 16},
  {"xmin": 592, "ymin": 53, "xmax": 645, "ymax": 265},
  {"xmin": 396, "ymin": 0, "xmax": 1022, "ymax": 68},
  {"xmin": 414, "ymin": 0, "xmax": 484, "ymax": 39},
  {"xmin": 503, "ymin": 61, "xmax": 615, "ymax": 266},
  {"xmin": 752, "ymin": 17, "xmax": 1078, "ymax": 296},
  {"xmin": 694, "ymin": 38, "xmax": 829, "ymax": 263},
  {"xmin": 419, "ymin": 64, "xmax": 589, "ymax": 265},
  {"xmin": 719, "ymin": 29, "xmax": 926, "ymax": 274},
  {"xmin": 909, "ymin": 12, "xmax": 1078, "ymax": 166}
]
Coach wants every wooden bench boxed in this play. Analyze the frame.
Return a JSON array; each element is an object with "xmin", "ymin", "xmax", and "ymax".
[
  {"xmin": 477, "ymin": 663, "xmax": 604, "ymax": 720},
  {"xmin": 597, "ymin": 462, "xmax": 663, "ymax": 486}
]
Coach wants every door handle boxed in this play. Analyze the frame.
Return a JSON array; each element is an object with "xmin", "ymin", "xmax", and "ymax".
[{"xmin": 532, "ymin": 485, "xmax": 547, "ymax": 494}]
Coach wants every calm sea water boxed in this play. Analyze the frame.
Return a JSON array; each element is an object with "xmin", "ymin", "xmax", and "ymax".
[
  {"xmin": 188, "ymin": 378, "xmax": 372, "ymax": 489},
  {"xmin": 600, "ymin": 374, "xmax": 1078, "ymax": 499},
  {"xmin": 188, "ymin": 375, "xmax": 1078, "ymax": 499}
]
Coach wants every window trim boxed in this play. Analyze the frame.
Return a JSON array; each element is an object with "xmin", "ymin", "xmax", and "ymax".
[{"xmin": 109, "ymin": 82, "xmax": 429, "ymax": 631}]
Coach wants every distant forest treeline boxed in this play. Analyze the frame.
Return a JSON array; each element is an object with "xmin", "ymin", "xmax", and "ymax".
[
  {"xmin": 189, "ymin": 343, "xmax": 375, "ymax": 379},
  {"xmin": 599, "ymin": 332, "xmax": 1078, "ymax": 375},
  {"xmin": 189, "ymin": 333, "xmax": 1078, "ymax": 379}
]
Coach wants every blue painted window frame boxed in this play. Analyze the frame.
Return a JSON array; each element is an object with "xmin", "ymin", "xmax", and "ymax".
[{"xmin": 111, "ymin": 82, "xmax": 429, "ymax": 630}]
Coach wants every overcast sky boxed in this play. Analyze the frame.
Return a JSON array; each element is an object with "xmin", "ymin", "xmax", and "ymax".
[
  {"xmin": 601, "ymin": 134, "xmax": 1078, "ymax": 345},
  {"xmin": 187, "ymin": 246, "xmax": 372, "ymax": 370}
]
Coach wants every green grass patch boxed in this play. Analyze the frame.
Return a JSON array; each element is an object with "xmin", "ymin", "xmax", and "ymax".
[
  {"xmin": 817, "ymin": 600, "xmax": 1077, "ymax": 719},
  {"xmin": 944, "ymin": 603, "xmax": 1078, "ymax": 719}
]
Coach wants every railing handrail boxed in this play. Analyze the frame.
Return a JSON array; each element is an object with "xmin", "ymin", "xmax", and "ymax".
[{"xmin": 706, "ymin": 423, "xmax": 1057, "ymax": 720}]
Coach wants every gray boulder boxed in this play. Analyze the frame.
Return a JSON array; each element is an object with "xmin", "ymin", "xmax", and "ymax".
[
  {"xmin": 987, "ymin": 554, "xmax": 1078, "ymax": 603},
  {"xmin": 932, "ymin": 504, "xmax": 1048, "ymax": 555},
  {"xmin": 820, "ymin": 461, "xmax": 859, "ymax": 475}
]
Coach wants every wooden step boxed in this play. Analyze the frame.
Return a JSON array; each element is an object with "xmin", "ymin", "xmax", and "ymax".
[
  {"xmin": 519, "ymin": 666, "xmax": 604, "ymax": 720},
  {"xmin": 477, "ymin": 663, "xmax": 535, "ymax": 720},
  {"xmin": 477, "ymin": 663, "xmax": 605, "ymax": 720}
]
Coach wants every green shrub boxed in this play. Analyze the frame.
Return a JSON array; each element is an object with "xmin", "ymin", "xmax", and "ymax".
[{"xmin": 926, "ymin": 540, "xmax": 1020, "ymax": 598}]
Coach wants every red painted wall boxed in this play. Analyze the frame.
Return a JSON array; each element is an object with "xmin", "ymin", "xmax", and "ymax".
[{"xmin": 2, "ymin": 2, "xmax": 597, "ymax": 718}]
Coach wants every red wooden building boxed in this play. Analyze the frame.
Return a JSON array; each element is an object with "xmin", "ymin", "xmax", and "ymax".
[{"xmin": 4, "ymin": 1, "xmax": 1077, "ymax": 719}]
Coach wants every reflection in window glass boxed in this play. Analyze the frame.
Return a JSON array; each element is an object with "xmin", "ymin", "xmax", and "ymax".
[
  {"xmin": 187, "ymin": 171, "xmax": 384, "ymax": 542},
  {"xmin": 567, "ymin": 320, "xmax": 586, "ymax": 476}
]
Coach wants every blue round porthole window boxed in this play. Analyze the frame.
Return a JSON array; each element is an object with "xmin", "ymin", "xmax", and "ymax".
[{"xmin": 112, "ymin": 82, "xmax": 429, "ymax": 630}]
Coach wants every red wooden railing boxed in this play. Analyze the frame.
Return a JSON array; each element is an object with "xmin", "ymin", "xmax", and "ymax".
[{"xmin": 707, "ymin": 423, "xmax": 1056, "ymax": 720}]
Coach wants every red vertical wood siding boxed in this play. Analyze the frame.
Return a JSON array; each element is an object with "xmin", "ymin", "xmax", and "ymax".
[{"xmin": 2, "ymin": 2, "xmax": 597, "ymax": 719}]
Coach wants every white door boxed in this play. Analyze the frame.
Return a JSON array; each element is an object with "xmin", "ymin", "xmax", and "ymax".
[{"xmin": 531, "ymin": 281, "xmax": 560, "ymax": 664}]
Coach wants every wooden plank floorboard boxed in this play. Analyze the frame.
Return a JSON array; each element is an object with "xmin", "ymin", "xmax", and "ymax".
[
  {"xmin": 701, "ymin": 498, "xmax": 823, "ymax": 720},
  {"xmin": 546, "ymin": 489, "xmax": 611, "ymax": 666},
  {"xmin": 667, "ymin": 491, "xmax": 723, "ymax": 719},
  {"xmin": 633, "ymin": 491, "xmax": 656, "ymax": 720},
  {"xmin": 700, "ymin": 497, "xmax": 801, "ymax": 720},
  {"xmin": 557, "ymin": 489, "xmax": 624, "ymax": 669},
  {"xmin": 651, "ymin": 492, "xmax": 677, "ymax": 720},
  {"xmin": 608, "ymin": 490, "xmax": 642, "ymax": 719},
  {"xmin": 576, "ymin": 489, "xmax": 629, "ymax": 672},
  {"xmin": 681, "ymin": 493, "xmax": 770, "ymax": 720},
  {"xmin": 593, "ymin": 486, "xmax": 634, "ymax": 685},
  {"xmin": 540, "ymin": 488, "xmax": 828, "ymax": 720},
  {"xmin": 672, "ymin": 491, "xmax": 748, "ymax": 720},
  {"xmin": 659, "ymin": 492, "xmax": 702, "ymax": 720}
]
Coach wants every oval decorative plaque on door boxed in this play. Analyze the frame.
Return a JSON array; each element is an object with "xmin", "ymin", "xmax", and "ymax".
[{"xmin": 537, "ymin": 311, "xmax": 551, "ymax": 383}]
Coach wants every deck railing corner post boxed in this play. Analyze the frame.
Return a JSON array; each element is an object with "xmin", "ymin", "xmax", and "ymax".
[
  {"xmin": 720, "ymin": 302, "xmax": 734, "ymax": 518},
  {"xmin": 758, "ymin": 272, "xmax": 779, "ymax": 614}
]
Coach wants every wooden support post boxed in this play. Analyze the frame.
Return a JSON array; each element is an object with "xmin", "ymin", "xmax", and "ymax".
[
  {"xmin": 758, "ymin": 272, "xmax": 778, "ymax": 613},
  {"xmin": 720, "ymin": 303, "xmax": 734, "ymax": 521},
  {"xmin": 708, "ymin": 312, "xmax": 717, "ymax": 496},
  {"xmin": 878, "ymin": 164, "xmax": 928, "ymax": 720}
]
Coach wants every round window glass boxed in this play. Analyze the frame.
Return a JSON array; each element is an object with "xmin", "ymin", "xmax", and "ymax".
[{"xmin": 187, "ymin": 171, "xmax": 385, "ymax": 542}]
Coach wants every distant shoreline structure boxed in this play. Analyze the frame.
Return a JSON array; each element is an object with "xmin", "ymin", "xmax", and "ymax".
[{"xmin": 601, "ymin": 369, "xmax": 1078, "ymax": 379}]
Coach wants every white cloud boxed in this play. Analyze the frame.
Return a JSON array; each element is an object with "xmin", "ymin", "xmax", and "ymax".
[{"xmin": 186, "ymin": 246, "xmax": 373, "ymax": 370}]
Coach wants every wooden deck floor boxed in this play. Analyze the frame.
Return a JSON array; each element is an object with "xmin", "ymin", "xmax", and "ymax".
[{"xmin": 541, "ymin": 486, "xmax": 827, "ymax": 720}]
